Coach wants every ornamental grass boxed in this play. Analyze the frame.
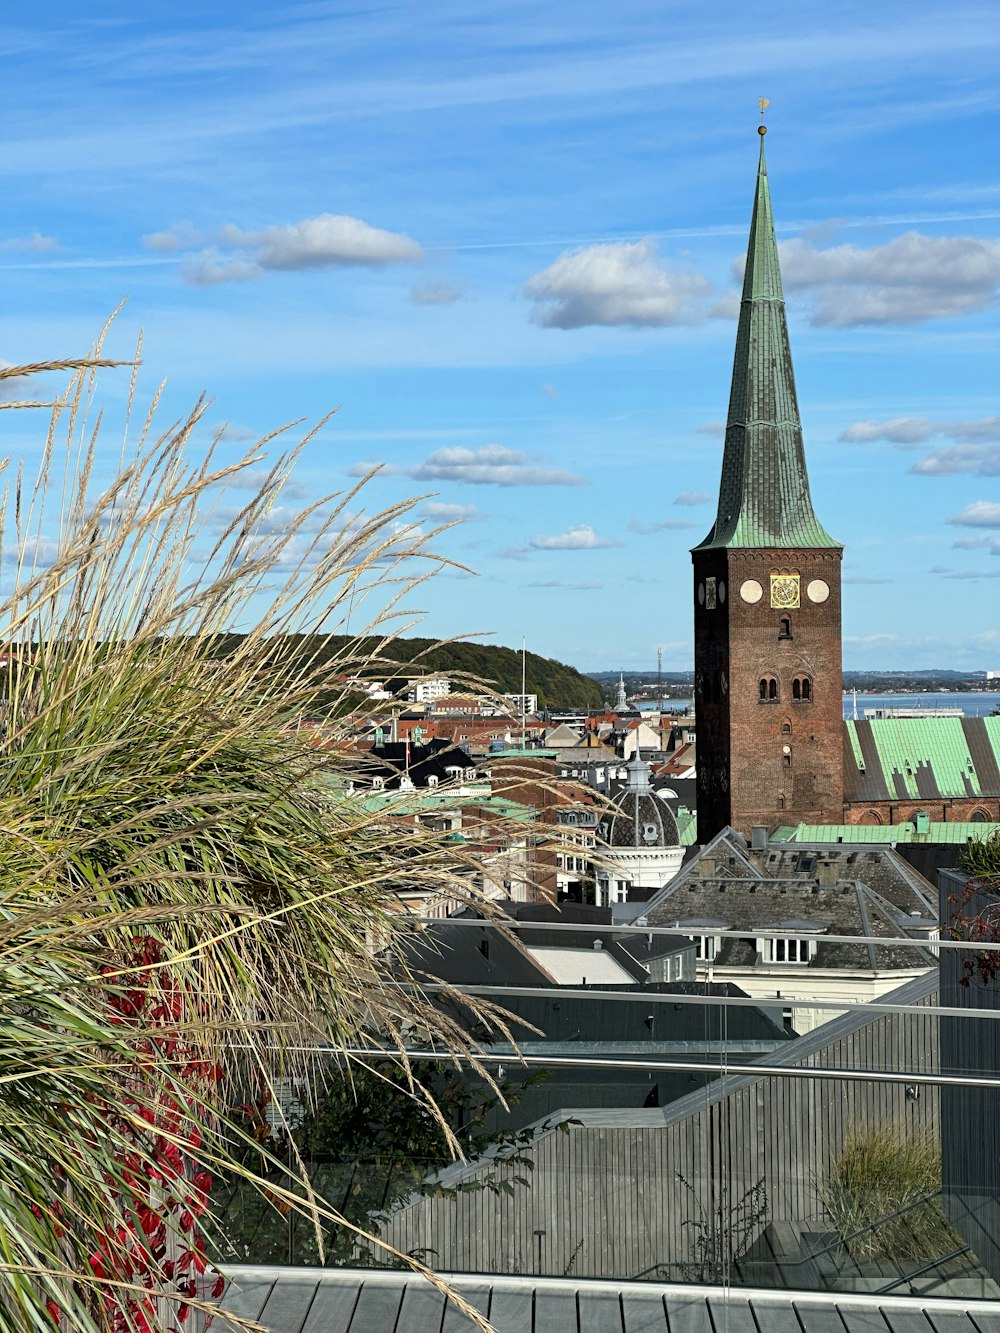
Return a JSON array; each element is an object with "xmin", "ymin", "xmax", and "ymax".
[{"xmin": 0, "ymin": 327, "xmax": 518, "ymax": 1332}]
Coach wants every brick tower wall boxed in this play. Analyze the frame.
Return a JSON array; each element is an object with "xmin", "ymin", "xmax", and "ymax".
[{"xmin": 694, "ymin": 547, "xmax": 844, "ymax": 842}]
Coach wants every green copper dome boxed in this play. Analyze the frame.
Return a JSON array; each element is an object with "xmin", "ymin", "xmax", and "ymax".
[{"xmin": 695, "ymin": 135, "xmax": 840, "ymax": 551}]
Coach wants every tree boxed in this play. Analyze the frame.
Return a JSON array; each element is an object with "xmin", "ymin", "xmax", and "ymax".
[{"xmin": 0, "ymin": 340, "xmax": 512, "ymax": 1331}]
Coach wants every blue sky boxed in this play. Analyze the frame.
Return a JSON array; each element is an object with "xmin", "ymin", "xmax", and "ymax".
[{"xmin": 0, "ymin": 1, "xmax": 997, "ymax": 672}]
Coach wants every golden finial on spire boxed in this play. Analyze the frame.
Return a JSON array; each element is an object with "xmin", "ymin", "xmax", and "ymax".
[{"xmin": 758, "ymin": 97, "xmax": 769, "ymax": 135}]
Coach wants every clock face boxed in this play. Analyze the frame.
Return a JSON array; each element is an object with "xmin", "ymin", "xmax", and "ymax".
[
  {"xmin": 770, "ymin": 573, "xmax": 800, "ymax": 609},
  {"xmin": 739, "ymin": 579, "xmax": 763, "ymax": 604},
  {"xmin": 807, "ymin": 578, "xmax": 830, "ymax": 604}
]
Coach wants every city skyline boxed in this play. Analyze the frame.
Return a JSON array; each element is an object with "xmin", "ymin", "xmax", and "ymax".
[{"xmin": 0, "ymin": 1, "xmax": 997, "ymax": 671}]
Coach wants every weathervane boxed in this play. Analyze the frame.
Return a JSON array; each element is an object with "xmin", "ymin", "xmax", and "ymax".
[{"xmin": 758, "ymin": 97, "xmax": 769, "ymax": 136}]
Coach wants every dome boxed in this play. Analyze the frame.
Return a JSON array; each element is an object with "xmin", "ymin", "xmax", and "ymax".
[{"xmin": 605, "ymin": 757, "xmax": 680, "ymax": 848}]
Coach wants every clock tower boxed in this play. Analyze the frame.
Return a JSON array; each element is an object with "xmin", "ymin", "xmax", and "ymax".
[{"xmin": 693, "ymin": 128, "xmax": 844, "ymax": 843}]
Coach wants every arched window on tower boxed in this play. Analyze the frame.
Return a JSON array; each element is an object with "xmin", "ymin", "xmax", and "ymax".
[
  {"xmin": 792, "ymin": 676, "xmax": 812, "ymax": 701},
  {"xmin": 779, "ymin": 616, "xmax": 792, "ymax": 640},
  {"xmin": 782, "ymin": 721, "xmax": 791, "ymax": 735},
  {"xmin": 760, "ymin": 676, "xmax": 778, "ymax": 702},
  {"xmin": 792, "ymin": 678, "xmax": 800, "ymax": 700},
  {"xmin": 802, "ymin": 677, "xmax": 811, "ymax": 700}
]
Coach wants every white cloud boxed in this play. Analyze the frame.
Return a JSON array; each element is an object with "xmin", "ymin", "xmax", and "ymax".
[
  {"xmin": 911, "ymin": 445, "xmax": 1000, "ymax": 477},
  {"xmin": 172, "ymin": 214, "xmax": 423, "ymax": 285},
  {"xmin": 695, "ymin": 421, "xmax": 726, "ymax": 437},
  {"xmin": 221, "ymin": 215, "xmax": 422, "ymax": 270},
  {"xmin": 528, "ymin": 524, "xmax": 619, "ymax": 551},
  {"xmin": 410, "ymin": 445, "xmax": 584, "ymax": 488},
  {"xmin": 183, "ymin": 253, "xmax": 263, "ymax": 286},
  {"xmin": 843, "ymin": 576, "xmax": 893, "ymax": 585},
  {"xmin": 524, "ymin": 239, "xmax": 710, "ymax": 330},
  {"xmin": 952, "ymin": 536, "xmax": 991, "ymax": 549},
  {"xmin": 345, "ymin": 460, "xmax": 403, "ymax": 478},
  {"xmin": 419, "ymin": 501, "xmax": 481, "ymax": 522},
  {"xmin": 215, "ymin": 466, "xmax": 311, "ymax": 501},
  {"xmin": 774, "ymin": 232, "xmax": 1000, "ymax": 327},
  {"xmin": 144, "ymin": 223, "xmax": 204, "ymax": 253},
  {"xmin": 523, "ymin": 579, "xmax": 603, "ymax": 590},
  {"xmin": 841, "ymin": 415, "xmax": 1000, "ymax": 449},
  {"xmin": 839, "ymin": 417, "xmax": 935, "ymax": 445},
  {"xmin": 0, "ymin": 360, "xmax": 41, "ymax": 403},
  {"xmin": 673, "ymin": 490, "xmax": 712, "ymax": 506},
  {"xmin": 410, "ymin": 280, "xmax": 462, "ymax": 306},
  {"xmin": 628, "ymin": 517, "xmax": 696, "ymax": 534},
  {"xmin": 0, "ymin": 232, "xmax": 56, "ymax": 253},
  {"xmin": 946, "ymin": 501, "xmax": 1000, "ymax": 528}
]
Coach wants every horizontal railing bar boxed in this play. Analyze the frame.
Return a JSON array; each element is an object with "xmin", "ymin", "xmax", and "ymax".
[
  {"xmin": 398, "ymin": 979, "xmax": 1000, "ymax": 1021},
  {"xmin": 409, "ymin": 916, "xmax": 993, "ymax": 953},
  {"xmin": 328, "ymin": 1047, "xmax": 1000, "ymax": 1089}
]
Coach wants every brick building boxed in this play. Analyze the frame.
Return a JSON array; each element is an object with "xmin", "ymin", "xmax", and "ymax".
[{"xmin": 693, "ymin": 128, "xmax": 843, "ymax": 843}]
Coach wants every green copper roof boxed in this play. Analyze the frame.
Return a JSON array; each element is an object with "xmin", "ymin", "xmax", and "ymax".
[
  {"xmin": 780, "ymin": 821, "xmax": 1000, "ymax": 845},
  {"xmin": 695, "ymin": 134, "xmax": 840, "ymax": 551},
  {"xmin": 844, "ymin": 717, "xmax": 1000, "ymax": 803}
]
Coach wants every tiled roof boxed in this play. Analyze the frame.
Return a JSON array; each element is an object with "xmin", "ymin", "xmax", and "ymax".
[
  {"xmin": 641, "ymin": 828, "xmax": 937, "ymax": 971},
  {"xmin": 694, "ymin": 136, "xmax": 839, "ymax": 552},
  {"xmin": 844, "ymin": 717, "xmax": 1000, "ymax": 802}
]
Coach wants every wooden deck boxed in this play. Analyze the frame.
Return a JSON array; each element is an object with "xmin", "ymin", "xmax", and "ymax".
[{"xmin": 208, "ymin": 1266, "xmax": 1000, "ymax": 1333}]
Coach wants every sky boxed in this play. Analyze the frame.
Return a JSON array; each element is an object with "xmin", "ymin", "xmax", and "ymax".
[{"xmin": 0, "ymin": 1, "xmax": 997, "ymax": 673}]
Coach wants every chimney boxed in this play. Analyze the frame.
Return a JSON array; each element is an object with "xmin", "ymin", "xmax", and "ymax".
[
  {"xmin": 750, "ymin": 826, "xmax": 768, "ymax": 850},
  {"xmin": 817, "ymin": 859, "xmax": 839, "ymax": 886},
  {"xmin": 699, "ymin": 854, "xmax": 716, "ymax": 876}
]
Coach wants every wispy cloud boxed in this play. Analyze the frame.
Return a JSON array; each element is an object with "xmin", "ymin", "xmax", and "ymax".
[
  {"xmin": 628, "ymin": 517, "xmax": 696, "ymax": 534},
  {"xmin": 695, "ymin": 421, "xmax": 726, "ymax": 438},
  {"xmin": 523, "ymin": 579, "xmax": 603, "ymax": 590},
  {"xmin": 419, "ymin": 500, "xmax": 481, "ymax": 521},
  {"xmin": 673, "ymin": 490, "xmax": 712, "ymax": 506},
  {"xmin": 843, "ymin": 575, "xmax": 893, "ymax": 584},
  {"xmin": 409, "ymin": 445, "xmax": 584, "ymax": 488},
  {"xmin": 524, "ymin": 239, "xmax": 710, "ymax": 329},
  {"xmin": 527, "ymin": 523, "xmax": 619, "ymax": 551},
  {"xmin": 410, "ymin": 280, "xmax": 462, "ymax": 306},
  {"xmin": 0, "ymin": 232, "xmax": 56, "ymax": 253}
]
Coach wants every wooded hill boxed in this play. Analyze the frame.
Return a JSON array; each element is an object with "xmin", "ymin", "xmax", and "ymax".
[{"xmin": 213, "ymin": 634, "xmax": 603, "ymax": 711}]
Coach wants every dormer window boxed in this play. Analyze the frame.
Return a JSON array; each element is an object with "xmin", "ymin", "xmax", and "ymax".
[
  {"xmin": 642, "ymin": 822, "xmax": 658, "ymax": 843},
  {"xmin": 758, "ymin": 920, "xmax": 823, "ymax": 965}
]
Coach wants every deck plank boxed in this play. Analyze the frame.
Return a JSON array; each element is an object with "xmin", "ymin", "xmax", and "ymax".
[
  {"xmin": 578, "ymin": 1289, "xmax": 624, "ymax": 1333},
  {"xmin": 298, "ymin": 1279, "xmax": 362, "ymax": 1333},
  {"xmin": 394, "ymin": 1281, "xmax": 448, "ymax": 1333}
]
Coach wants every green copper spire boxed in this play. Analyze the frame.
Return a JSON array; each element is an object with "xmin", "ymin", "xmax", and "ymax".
[{"xmin": 695, "ymin": 130, "xmax": 839, "ymax": 550}]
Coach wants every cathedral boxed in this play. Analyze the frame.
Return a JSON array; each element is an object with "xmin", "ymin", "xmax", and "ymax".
[{"xmin": 692, "ymin": 129, "xmax": 1000, "ymax": 843}]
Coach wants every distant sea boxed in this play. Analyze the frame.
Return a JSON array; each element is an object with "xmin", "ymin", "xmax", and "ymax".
[{"xmin": 638, "ymin": 692, "xmax": 1000, "ymax": 719}]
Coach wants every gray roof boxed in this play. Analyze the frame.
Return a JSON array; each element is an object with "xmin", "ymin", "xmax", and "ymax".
[
  {"xmin": 641, "ymin": 827, "xmax": 938, "ymax": 971},
  {"xmin": 210, "ymin": 1266, "xmax": 1000, "ymax": 1332}
]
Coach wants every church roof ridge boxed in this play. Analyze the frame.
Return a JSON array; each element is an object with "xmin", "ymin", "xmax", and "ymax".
[{"xmin": 694, "ymin": 128, "xmax": 840, "ymax": 552}]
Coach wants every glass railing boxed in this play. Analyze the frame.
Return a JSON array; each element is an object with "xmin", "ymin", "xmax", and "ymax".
[{"xmin": 215, "ymin": 908, "xmax": 1000, "ymax": 1303}]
